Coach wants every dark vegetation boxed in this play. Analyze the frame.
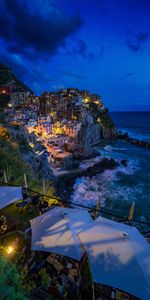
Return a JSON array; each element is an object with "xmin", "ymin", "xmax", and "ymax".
[
  {"xmin": 89, "ymin": 104, "xmax": 115, "ymax": 128},
  {"xmin": 0, "ymin": 63, "xmax": 33, "ymax": 93},
  {"xmin": 0, "ymin": 126, "xmax": 57, "ymax": 197}
]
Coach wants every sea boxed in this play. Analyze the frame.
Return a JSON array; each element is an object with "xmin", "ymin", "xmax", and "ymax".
[{"xmin": 71, "ymin": 112, "xmax": 150, "ymax": 222}]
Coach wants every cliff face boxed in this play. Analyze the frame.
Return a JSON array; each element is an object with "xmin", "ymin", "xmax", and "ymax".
[
  {"xmin": 77, "ymin": 110, "xmax": 117, "ymax": 146},
  {"xmin": 77, "ymin": 124, "xmax": 117, "ymax": 146},
  {"xmin": 77, "ymin": 123, "xmax": 101, "ymax": 145},
  {"xmin": 101, "ymin": 127, "xmax": 117, "ymax": 140}
]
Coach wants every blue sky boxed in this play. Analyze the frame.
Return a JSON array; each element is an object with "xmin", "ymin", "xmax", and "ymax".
[{"xmin": 0, "ymin": 0, "xmax": 150, "ymax": 110}]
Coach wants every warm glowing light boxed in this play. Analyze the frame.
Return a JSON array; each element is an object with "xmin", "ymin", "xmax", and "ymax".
[
  {"xmin": 8, "ymin": 103, "xmax": 12, "ymax": 107},
  {"xmin": 6, "ymin": 246, "xmax": 14, "ymax": 254},
  {"xmin": 84, "ymin": 98, "xmax": 89, "ymax": 103},
  {"xmin": 2, "ymin": 90, "xmax": 6, "ymax": 94}
]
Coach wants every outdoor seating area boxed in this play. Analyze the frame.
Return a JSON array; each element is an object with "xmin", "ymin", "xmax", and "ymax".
[
  {"xmin": 0, "ymin": 185, "xmax": 150, "ymax": 300},
  {"xmin": 15, "ymin": 187, "xmax": 56, "ymax": 215},
  {"xmin": 1, "ymin": 226, "xmax": 83, "ymax": 299},
  {"xmin": 28, "ymin": 252, "xmax": 82, "ymax": 299},
  {"xmin": 0, "ymin": 213, "xmax": 19, "ymax": 235}
]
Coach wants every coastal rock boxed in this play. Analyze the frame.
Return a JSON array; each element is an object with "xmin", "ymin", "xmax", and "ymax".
[
  {"xmin": 85, "ymin": 158, "xmax": 119, "ymax": 176},
  {"xmin": 77, "ymin": 121, "xmax": 117, "ymax": 146},
  {"xmin": 101, "ymin": 127, "xmax": 117, "ymax": 140},
  {"xmin": 77, "ymin": 123, "xmax": 101, "ymax": 146},
  {"xmin": 121, "ymin": 159, "xmax": 128, "ymax": 167},
  {"xmin": 57, "ymin": 158, "xmax": 119, "ymax": 200},
  {"xmin": 73, "ymin": 146, "xmax": 100, "ymax": 160},
  {"xmin": 99, "ymin": 158, "xmax": 119, "ymax": 170},
  {"xmin": 118, "ymin": 131, "xmax": 150, "ymax": 149},
  {"xmin": 83, "ymin": 158, "xmax": 119, "ymax": 179},
  {"xmin": 24, "ymin": 151, "xmax": 54, "ymax": 179},
  {"xmin": 61, "ymin": 157, "xmax": 79, "ymax": 170},
  {"xmin": 64, "ymin": 143, "xmax": 84, "ymax": 152}
]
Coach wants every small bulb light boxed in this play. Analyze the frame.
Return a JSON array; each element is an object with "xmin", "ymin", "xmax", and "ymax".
[{"xmin": 6, "ymin": 246, "xmax": 14, "ymax": 254}]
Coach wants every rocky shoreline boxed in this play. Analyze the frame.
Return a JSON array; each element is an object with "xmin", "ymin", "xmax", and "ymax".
[
  {"xmin": 13, "ymin": 124, "xmax": 149, "ymax": 203},
  {"xmin": 57, "ymin": 129, "xmax": 150, "ymax": 200},
  {"xmin": 117, "ymin": 131, "xmax": 150, "ymax": 149},
  {"xmin": 56, "ymin": 157, "xmax": 120, "ymax": 201}
]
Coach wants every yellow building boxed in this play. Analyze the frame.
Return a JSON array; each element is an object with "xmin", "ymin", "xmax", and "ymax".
[{"xmin": 52, "ymin": 121, "xmax": 64, "ymax": 134}]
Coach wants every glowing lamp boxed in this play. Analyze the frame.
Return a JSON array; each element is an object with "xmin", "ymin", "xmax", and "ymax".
[{"xmin": 6, "ymin": 246, "xmax": 14, "ymax": 254}]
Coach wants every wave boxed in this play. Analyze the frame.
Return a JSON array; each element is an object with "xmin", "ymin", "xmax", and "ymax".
[
  {"xmin": 71, "ymin": 159, "xmax": 140, "ymax": 208},
  {"xmin": 104, "ymin": 145, "xmax": 113, "ymax": 151}
]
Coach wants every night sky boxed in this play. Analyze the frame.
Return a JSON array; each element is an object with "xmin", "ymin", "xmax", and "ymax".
[{"xmin": 0, "ymin": 0, "xmax": 150, "ymax": 111}]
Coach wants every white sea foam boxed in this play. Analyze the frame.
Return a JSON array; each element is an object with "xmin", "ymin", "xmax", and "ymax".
[
  {"xmin": 79, "ymin": 156, "xmax": 101, "ymax": 169},
  {"xmin": 117, "ymin": 159, "xmax": 140, "ymax": 175},
  {"xmin": 71, "ymin": 158, "xmax": 140, "ymax": 208},
  {"xmin": 104, "ymin": 145, "xmax": 113, "ymax": 151}
]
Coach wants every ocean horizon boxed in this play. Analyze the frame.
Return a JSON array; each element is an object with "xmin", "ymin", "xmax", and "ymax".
[{"xmin": 110, "ymin": 111, "xmax": 150, "ymax": 142}]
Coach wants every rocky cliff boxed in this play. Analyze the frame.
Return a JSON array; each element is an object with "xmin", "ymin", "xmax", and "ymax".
[
  {"xmin": 101, "ymin": 126, "xmax": 117, "ymax": 140},
  {"xmin": 77, "ymin": 109, "xmax": 117, "ymax": 146},
  {"xmin": 77, "ymin": 123, "xmax": 101, "ymax": 145}
]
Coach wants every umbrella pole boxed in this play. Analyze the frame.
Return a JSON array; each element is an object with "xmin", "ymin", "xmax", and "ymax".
[
  {"xmin": 87, "ymin": 260, "xmax": 95, "ymax": 300},
  {"xmin": 128, "ymin": 201, "xmax": 135, "ymax": 222},
  {"xmin": 43, "ymin": 178, "xmax": 46, "ymax": 194},
  {"xmin": 24, "ymin": 173, "xmax": 28, "ymax": 188},
  {"xmin": 95, "ymin": 197, "xmax": 101, "ymax": 219},
  {"xmin": 4, "ymin": 170, "xmax": 8, "ymax": 184}
]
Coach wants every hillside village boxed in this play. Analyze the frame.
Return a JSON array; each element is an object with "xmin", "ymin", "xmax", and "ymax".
[
  {"xmin": 0, "ymin": 64, "xmax": 116, "ymax": 171},
  {"xmin": 1, "ymin": 68, "xmax": 150, "ymax": 300}
]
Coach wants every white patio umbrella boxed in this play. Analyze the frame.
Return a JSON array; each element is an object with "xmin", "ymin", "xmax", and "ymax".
[
  {"xmin": 0, "ymin": 186, "xmax": 22, "ymax": 209},
  {"xmin": 30, "ymin": 206, "xmax": 92, "ymax": 260},
  {"xmin": 79, "ymin": 216, "xmax": 150, "ymax": 300}
]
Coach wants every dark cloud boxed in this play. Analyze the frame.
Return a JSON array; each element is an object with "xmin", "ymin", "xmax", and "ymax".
[
  {"xmin": 126, "ymin": 32, "xmax": 149, "ymax": 52},
  {"xmin": 0, "ymin": 42, "xmax": 28, "ymax": 79},
  {"xmin": 65, "ymin": 37, "xmax": 103, "ymax": 61},
  {"xmin": 0, "ymin": 0, "xmax": 83, "ymax": 59}
]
